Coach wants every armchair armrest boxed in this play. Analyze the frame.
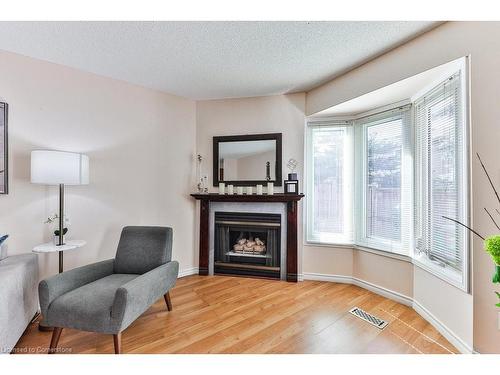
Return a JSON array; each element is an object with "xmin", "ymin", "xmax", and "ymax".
[
  {"xmin": 39, "ymin": 259, "xmax": 114, "ymax": 317},
  {"xmin": 111, "ymin": 260, "xmax": 179, "ymax": 331}
]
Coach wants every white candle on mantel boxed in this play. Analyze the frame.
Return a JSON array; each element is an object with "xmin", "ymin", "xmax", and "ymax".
[
  {"xmin": 218, "ymin": 182, "xmax": 225, "ymax": 195},
  {"xmin": 246, "ymin": 186, "xmax": 253, "ymax": 195},
  {"xmin": 267, "ymin": 182, "xmax": 274, "ymax": 195},
  {"xmin": 227, "ymin": 185, "xmax": 234, "ymax": 195},
  {"xmin": 256, "ymin": 184, "xmax": 263, "ymax": 195},
  {"xmin": 237, "ymin": 186, "xmax": 244, "ymax": 195}
]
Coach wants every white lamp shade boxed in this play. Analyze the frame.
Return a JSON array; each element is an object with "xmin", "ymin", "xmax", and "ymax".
[{"xmin": 31, "ymin": 150, "xmax": 89, "ymax": 185}]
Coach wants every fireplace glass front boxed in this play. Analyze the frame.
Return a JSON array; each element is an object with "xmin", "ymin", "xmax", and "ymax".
[{"xmin": 214, "ymin": 211, "xmax": 281, "ymax": 279}]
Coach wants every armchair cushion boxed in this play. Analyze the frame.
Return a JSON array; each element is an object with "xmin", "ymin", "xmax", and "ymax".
[
  {"xmin": 44, "ymin": 260, "xmax": 179, "ymax": 334},
  {"xmin": 114, "ymin": 226, "xmax": 172, "ymax": 274},
  {"xmin": 112, "ymin": 260, "xmax": 179, "ymax": 331},
  {"xmin": 39, "ymin": 259, "xmax": 114, "ymax": 318},
  {"xmin": 46, "ymin": 273, "xmax": 138, "ymax": 334}
]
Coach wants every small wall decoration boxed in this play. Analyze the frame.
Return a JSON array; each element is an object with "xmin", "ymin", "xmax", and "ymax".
[
  {"xmin": 0, "ymin": 102, "xmax": 8, "ymax": 194},
  {"xmin": 196, "ymin": 154, "xmax": 208, "ymax": 194},
  {"xmin": 286, "ymin": 158, "xmax": 298, "ymax": 180}
]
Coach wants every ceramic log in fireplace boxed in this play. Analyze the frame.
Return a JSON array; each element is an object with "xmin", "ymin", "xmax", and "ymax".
[
  {"xmin": 191, "ymin": 193, "xmax": 304, "ymax": 282},
  {"xmin": 214, "ymin": 211, "xmax": 281, "ymax": 279}
]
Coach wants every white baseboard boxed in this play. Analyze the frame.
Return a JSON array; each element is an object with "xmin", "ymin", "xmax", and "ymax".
[
  {"xmin": 412, "ymin": 299, "xmax": 473, "ymax": 354},
  {"xmin": 303, "ymin": 271, "xmax": 471, "ymax": 353},
  {"xmin": 178, "ymin": 267, "xmax": 199, "ymax": 278},
  {"xmin": 352, "ymin": 277, "xmax": 413, "ymax": 307},
  {"xmin": 302, "ymin": 272, "xmax": 412, "ymax": 306},
  {"xmin": 301, "ymin": 272, "xmax": 351, "ymax": 284}
]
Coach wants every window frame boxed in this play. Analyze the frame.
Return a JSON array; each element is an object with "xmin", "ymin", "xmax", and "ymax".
[
  {"xmin": 305, "ymin": 120, "xmax": 354, "ymax": 245},
  {"xmin": 412, "ymin": 61, "xmax": 470, "ymax": 292},
  {"xmin": 354, "ymin": 109, "xmax": 412, "ymax": 255}
]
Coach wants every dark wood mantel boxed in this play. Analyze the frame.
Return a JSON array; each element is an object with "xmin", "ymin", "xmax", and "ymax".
[{"xmin": 191, "ymin": 193, "xmax": 305, "ymax": 282}]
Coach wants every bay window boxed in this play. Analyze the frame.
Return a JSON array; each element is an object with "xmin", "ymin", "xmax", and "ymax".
[{"xmin": 306, "ymin": 61, "xmax": 469, "ymax": 289}]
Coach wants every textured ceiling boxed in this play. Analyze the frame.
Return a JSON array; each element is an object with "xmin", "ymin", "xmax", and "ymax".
[{"xmin": 0, "ymin": 21, "xmax": 440, "ymax": 100}]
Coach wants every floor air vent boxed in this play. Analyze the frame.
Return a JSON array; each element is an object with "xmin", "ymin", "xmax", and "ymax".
[{"xmin": 349, "ymin": 307, "xmax": 388, "ymax": 330}]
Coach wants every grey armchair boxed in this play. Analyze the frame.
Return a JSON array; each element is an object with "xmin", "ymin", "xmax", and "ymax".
[{"xmin": 39, "ymin": 226, "xmax": 179, "ymax": 354}]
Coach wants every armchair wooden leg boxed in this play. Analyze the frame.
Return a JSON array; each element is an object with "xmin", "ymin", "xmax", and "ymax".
[
  {"xmin": 113, "ymin": 333, "xmax": 122, "ymax": 354},
  {"xmin": 49, "ymin": 327, "xmax": 63, "ymax": 354},
  {"xmin": 164, "ymin": 292, "xmax": 173, "ymax": 311}
]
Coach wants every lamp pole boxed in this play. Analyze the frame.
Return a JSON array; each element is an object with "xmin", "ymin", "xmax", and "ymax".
[{"xmin": 58, "ymin": 183, "xmax": 65, "ymax": 273}]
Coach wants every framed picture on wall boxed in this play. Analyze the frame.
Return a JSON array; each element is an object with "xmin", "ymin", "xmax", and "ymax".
[{"xmin": 0, "ymin": 102, "xmax": 8, "ymax": 194}]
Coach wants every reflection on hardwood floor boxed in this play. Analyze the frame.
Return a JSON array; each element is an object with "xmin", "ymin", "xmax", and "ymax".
[{"xmin": 14, "ymin": 275, "xmax": 458, "ymax": 354}]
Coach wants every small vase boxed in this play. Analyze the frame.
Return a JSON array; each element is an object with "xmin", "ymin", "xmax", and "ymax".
[{"xmin": 493, "ymin": 264, "xmax": 500, "ymax": 283}]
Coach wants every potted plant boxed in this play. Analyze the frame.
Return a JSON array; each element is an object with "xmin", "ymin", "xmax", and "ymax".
[
  {"xmin": 45, "ymin": 214, "xmax": 70, "ymax": 245},
  {"xmin": 484, "ymin": 235, "xmax": 500, "ymax": 283}
]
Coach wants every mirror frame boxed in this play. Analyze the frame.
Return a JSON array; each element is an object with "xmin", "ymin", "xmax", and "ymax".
[{"xmin": 213, "ymin": 133, "xmax": 282, "ymax": 187}]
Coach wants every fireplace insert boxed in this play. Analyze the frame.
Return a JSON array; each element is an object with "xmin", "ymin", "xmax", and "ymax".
[{"xmin": 214, "ymin": 211, "xmax": 281, "ymax": 279}]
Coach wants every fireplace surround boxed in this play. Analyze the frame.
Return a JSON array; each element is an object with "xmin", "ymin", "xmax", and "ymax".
[{"xmin": 191, "ymin": 193, "xmax": 304, "ymax": 281}]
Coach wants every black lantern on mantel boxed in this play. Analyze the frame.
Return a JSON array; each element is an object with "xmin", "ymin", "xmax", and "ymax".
[
  {"xmin": 284, "ymin": 158, "xmax": 299, "ymax": 194},
  {"xmin": 284, "ymin": 178, "xmax": 299, "ymax": 194}
]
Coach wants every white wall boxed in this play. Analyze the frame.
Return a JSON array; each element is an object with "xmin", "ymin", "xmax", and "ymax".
[
  {"xmin": 0, "ymin": 50, "xmax": 198, "ymax": 280},
  {"xmin": 303, "ymin": 245, "xmax": 353, "ymax": 276},
  {"xmin": 307, "ymin": 21, "xmax": 500, "ymax": 353},
  {"xmin": 303, "ymin": 245, "xmax": 413, "ymax": 299},
  {"xmin": 353, "ymin": 250, "xmax": 413, "ymax": 298},
  {"xmin": 196, "ymin": 94, "xmax": 306, "ymax": 191},
  {"xmin": 413, "ymin": 267, "xmax": 473, "ymax": 351}
]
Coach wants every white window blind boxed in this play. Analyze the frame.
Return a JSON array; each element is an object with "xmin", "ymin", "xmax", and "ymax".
[
  {"xmin": 414, "ymin": 71, "xmax": 468, "ymax": 286},
  {"xmin": 366, "ymin": 119, "xmax": 402, "ymax": 241},
  {"xmin": 354, "ymin": 107, "xmax": 413, "ymax": 254},
  {"xmin": 306, "ymin": 122, "xmax": 353, "ymax": 244}
]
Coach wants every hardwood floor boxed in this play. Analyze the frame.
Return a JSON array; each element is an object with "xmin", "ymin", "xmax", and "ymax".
[{"xmin": 14, "ymin": 275, "xmax": 458, "ymax": 354}]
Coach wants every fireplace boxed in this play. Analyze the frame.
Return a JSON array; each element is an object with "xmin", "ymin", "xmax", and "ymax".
[
  {"xmin": 191, "ymin": 193, "xmax": 304, "ymax": 281},
  {"xmin": 214, "ymin": 211, "xmax": 281, "ymax": 279}
]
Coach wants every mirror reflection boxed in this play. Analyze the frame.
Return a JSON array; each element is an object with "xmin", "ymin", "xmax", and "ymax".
[{"xmin": 218, "ymin": 140, "xmax": 276, "ymax": 182}]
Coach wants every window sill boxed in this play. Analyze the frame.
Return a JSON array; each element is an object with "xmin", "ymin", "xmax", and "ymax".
[
  {"xmin": 304, "ymin": 241, "xmax": 412, "ymax": 263},
  {"xmin": 412, "ymin": 256, "xmax": 468, "ymax": 292}
]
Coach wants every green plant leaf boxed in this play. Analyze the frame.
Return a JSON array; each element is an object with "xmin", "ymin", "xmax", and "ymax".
[{"xmin": 53, "ymin": 228, "xmax": 69, "ymax": 236}]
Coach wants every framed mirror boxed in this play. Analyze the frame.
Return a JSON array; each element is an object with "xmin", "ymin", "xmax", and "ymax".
[{"xmin": 213, "ymin": 133, "xmax": 282, "ymax": 186}]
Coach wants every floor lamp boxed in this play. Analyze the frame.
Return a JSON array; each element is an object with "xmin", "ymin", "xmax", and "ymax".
[{"xmin": 31, "ymin": 150, "xmax": 89, "ymax": 273}]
